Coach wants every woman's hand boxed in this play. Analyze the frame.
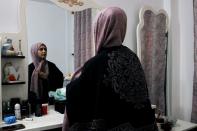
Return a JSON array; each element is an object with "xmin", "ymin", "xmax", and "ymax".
[{"xmin": 39, "ymin": 71, "xmax": 48, "ymax": 79}]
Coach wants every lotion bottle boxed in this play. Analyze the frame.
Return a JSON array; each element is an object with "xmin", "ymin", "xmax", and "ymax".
[{"xmin": 15, "ymin": 103, "xmax": 21, "ymax": 120}]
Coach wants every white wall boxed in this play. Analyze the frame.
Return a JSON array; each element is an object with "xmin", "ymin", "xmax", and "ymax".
[
  {"xmin": 179, "ymin": 0, "xmax": 194, "ymax": 121},
  {"xmin": 0, "ymin": 0, "xmax": 20, "ymax": 33},
  {"xmin": 27, "ymin": 0, "xmax": 74, "ymax": 75},
  {"xmin": 95, "ymin": 0, "xmax": 164, "ymax": 52},
  {"xmin": 164, "ymin": 0, "xmax": 194, "ymax": 121}
]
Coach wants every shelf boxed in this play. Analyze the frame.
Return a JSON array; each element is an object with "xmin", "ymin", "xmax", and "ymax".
[
  {"xmin": 1, "ymin": 55, "xmax": 25, "ymax": 58},
  {"xmin": 2, "ymin": 81, "xmax": 26, "ymax": 85}
]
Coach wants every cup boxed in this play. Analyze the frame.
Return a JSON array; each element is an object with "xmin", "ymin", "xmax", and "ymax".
[{"xmin": 41, "ymin": 103, "xmax": 48, "ymax": 115}]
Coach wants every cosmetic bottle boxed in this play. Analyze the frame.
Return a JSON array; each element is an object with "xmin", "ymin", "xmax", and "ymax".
[{"xmin": 15, "ymin": 103, "xmax": 21, "ymax": 120}]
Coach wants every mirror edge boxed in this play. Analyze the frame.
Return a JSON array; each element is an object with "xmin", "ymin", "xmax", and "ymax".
[{"xmin": 136, "ymin": 6, "xmax": 169, "ymax": 61}]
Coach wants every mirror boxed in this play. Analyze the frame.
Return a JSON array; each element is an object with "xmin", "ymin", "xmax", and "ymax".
[
  {"xmin": 27, "ymin": 0, "xmax": 101, "ymax": 75},
  {"xmin": 27, "ymin": 0, "xmax": 74, "ymax": 75},
  {"xmin": 137, "ymin": 6, "xmax": 169, "ymax": 115},
  {"xmin": 25, "ymin": 0, "xmax": 101, "ymax": 115}
]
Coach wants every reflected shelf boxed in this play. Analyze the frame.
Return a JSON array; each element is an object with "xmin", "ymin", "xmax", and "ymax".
[
  {"xmin": 2, "ymin": 81, "xmax": 26, "ymax": 85},
  {"xmin": 1, "ymin": 55, "xmax": 25, "ymax": 58}
]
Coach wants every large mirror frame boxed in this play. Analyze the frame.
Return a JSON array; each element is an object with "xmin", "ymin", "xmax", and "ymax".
[
  {"xmin": 137, "ymin": 6, "xmax": 169, "ymax": 115},
  {"xmin": 0, "ymin": 0, "xmax": 102, "ymax": 123}
]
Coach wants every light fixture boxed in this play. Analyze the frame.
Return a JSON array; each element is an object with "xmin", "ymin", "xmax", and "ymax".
[
  {"xmin": 58, "ymin": 0, "xmax": 83, "ymax": 7},
  {"xmin": 51, "ymin": 0, "xmax": 102, "ymax": 12}
]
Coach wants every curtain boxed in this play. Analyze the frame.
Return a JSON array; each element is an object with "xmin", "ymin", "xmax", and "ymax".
[
  {"xmin": 139, "ymin": 10, "xmax": 168, "ymax": 115},
  {"xmin": 192, "ymin": 0, "xmax": 197, "ymax": 123},
  {"xmin": 74, "ymin": 8, "xmax": 94, "ymax": 70}
]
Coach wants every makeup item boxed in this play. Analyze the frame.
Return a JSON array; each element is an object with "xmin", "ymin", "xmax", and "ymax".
[
  {"xmin": 10, "ymin": 98, "xmax": 20, "ymax": 114},
  {"xmin": 21, "ymin": 100, "xmax": 30, "ymax": 118},
  {"xmin": 41, "ymin": 103, "xmax": 48, "ymax": 115},
  {"xmin": 18, "ymin": 40, "xmax": 23, "ymax": 56},
  {"xmin": 14, "ymin": 103, "xmax": 21, "ymax": 120},
  {"xmin": 2, "ymin": 101, "xmax": 7, "ymax": 118},
  {"xmin": 35, "ymin": 103, "xmax": 42, "ymax": 117},
  {"xmin": 6, "ymin": 101, "xmax": 13, "ymax": 116}
]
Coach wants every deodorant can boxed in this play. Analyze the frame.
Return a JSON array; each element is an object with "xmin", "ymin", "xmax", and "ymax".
[{"xmin": 15, "ymin": 103, "xmax": 21, "ymax": 120}]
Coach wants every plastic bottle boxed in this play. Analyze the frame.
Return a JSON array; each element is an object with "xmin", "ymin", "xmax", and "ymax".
[
  {"xmin": 15, "ymin": 103, "xmax": 21, "ymax": 120},
  {"xmin": 6, "ymin": 101, "xmax": 13, "ymax": 116}
]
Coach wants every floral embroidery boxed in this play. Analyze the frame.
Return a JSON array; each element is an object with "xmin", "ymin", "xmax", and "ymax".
[
  {"xmin": 108, "ymin": 122, "xmax": 158, "ymax": 131},
  {"xmin": 104, "ymin": 47, "xmax": 149, "ymax": 104}
]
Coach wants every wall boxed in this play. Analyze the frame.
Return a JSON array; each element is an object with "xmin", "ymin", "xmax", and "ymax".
[
  {"xmin": 27, "ymin": 0, "xmax": 74, "ymax": 75},
  {"xmin": 95, "ymin": 0, "xmax": 164, "ymax": 52},
  {"xmin": 179, "ymin": 0, "xmax": 194, "ymax": 121},
  {"xmin": 164, "ymin": 0, "xmax": 194, "ymax": 121}
]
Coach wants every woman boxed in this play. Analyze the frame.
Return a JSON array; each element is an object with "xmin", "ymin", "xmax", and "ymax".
[
  {"xmin": 28, "ymin": 42, "xmax": 64, "ymax": 111},
  {"xmin": 64, "ymin": 7, "xmax": 157, "ymax": 131}
]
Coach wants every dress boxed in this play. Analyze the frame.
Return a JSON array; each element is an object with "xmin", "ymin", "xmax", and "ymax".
[
  {"xmin": 66, "ymin": 45, "xmax": 158, "ymax": 131},
  {"xmin": 28, "ymin": 61, "xmax": 64, "ymax": 104}
]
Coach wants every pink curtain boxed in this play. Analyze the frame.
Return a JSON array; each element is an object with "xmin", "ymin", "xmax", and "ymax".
[
  {"xmin": 140, "ymin": 10, "xmax": 167, "ymax": 115},
  {"xmin": 191, "ymin": 0, "xmax": 197, "ymax": 123},
  {"xmin": 74, "ymin": 8, "xmax": 94, "ymax": 70}
]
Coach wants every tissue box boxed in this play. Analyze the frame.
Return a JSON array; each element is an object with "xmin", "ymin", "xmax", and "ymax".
[{"xmin": 54, "ymin": 100, "xmax": 66, "ymax": 114}]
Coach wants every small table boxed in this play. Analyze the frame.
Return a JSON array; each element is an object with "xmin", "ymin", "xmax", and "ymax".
[
  {"xmin": 1, "ymin": 109, "xmax": 197, "ymax": 131},
  {"xmin": 172, "ymin": 119, "xmax": 197, "ymax": 131},
  {"xmin": 0, "ymin": 105, "xmax": 64, "ymax": 131}
]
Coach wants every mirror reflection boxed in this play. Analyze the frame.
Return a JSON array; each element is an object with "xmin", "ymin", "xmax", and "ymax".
[
  {"xmin": 26, "ymin": 0, "xmax": 75, "ymax": 115},
  {"xmin": 26, "ymin": 0, "xmax": 99, "ymax": 111},
  {"xmin": 27, "ymin": 0, "xmax": 74, "ymax": 75}
]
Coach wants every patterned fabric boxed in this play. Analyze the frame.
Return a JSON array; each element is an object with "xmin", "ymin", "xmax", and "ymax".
[
  {"xmin": 139, "ymin": 9, "xmax": 167, "ymax": 114},
  {"xmin": 103, "ymin": 47, "xmax": 149, "ymax": 105},
  {"xmin": 109, "ymin": 122, "xmax": 158, "ymax": 131},
  {"xmin": 65, "ymin": 46, "xmax": 157, "ymax": 131},
  {"xmin": 192, "ymin": 0, "xmax": 197, "ymax": 123},
  {"xmin": 74, "ymin": 8, "xmax": 94, "ymax": 71},
  {"xmin": 69, "ymin": 122, "xmax": 158, "ymax": 131}
]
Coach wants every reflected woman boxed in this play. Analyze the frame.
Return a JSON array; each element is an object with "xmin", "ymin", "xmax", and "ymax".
[{"xmin": 28, "ymin": 42, "xmax": 64, "ymax": 112}]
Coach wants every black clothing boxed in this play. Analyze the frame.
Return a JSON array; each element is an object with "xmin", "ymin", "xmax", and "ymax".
[
  {"xmin": 28, "ymin": 61, "xmax": 63, "ymax": 105},
  {"xmin": 66, "ymin": 45, "xmax": 157, "ymax": 130}
]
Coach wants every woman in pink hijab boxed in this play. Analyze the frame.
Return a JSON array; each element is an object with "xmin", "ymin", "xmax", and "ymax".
[
  {"xmin": 63, "ymin": 7, "xmax": 157, "ymax": 131},
  {"xmin": 28, "ymin": 42, "xmax": 64, "ymax": 113}
]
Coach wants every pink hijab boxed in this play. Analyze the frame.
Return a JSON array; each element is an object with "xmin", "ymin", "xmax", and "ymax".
[
  {"xmin": 30, "ymin": 42, "xmax": 49, "ymax": 98},
  {"xmin": 94, "ymin": 7, "xmax": 127, "ymax": 53},
  {"xmin": 71, "ymin": 7, "xmax": 127, "ymax": 80}
]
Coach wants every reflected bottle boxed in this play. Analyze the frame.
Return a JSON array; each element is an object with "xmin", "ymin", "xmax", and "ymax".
[
  {"xmin": 6, "ymin": 101, "xmax": 13, "ymax": 116},
  {"xmin": 21, "ymin": 100, "xmax": 30, "ymax": 118},
  {"xmin": 15, "ymin": 103, "xmax": 21, "ymax": 120},
  {"xmin": 35, "ymin": 99, "xmax": 42, "ymax": 117}
]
